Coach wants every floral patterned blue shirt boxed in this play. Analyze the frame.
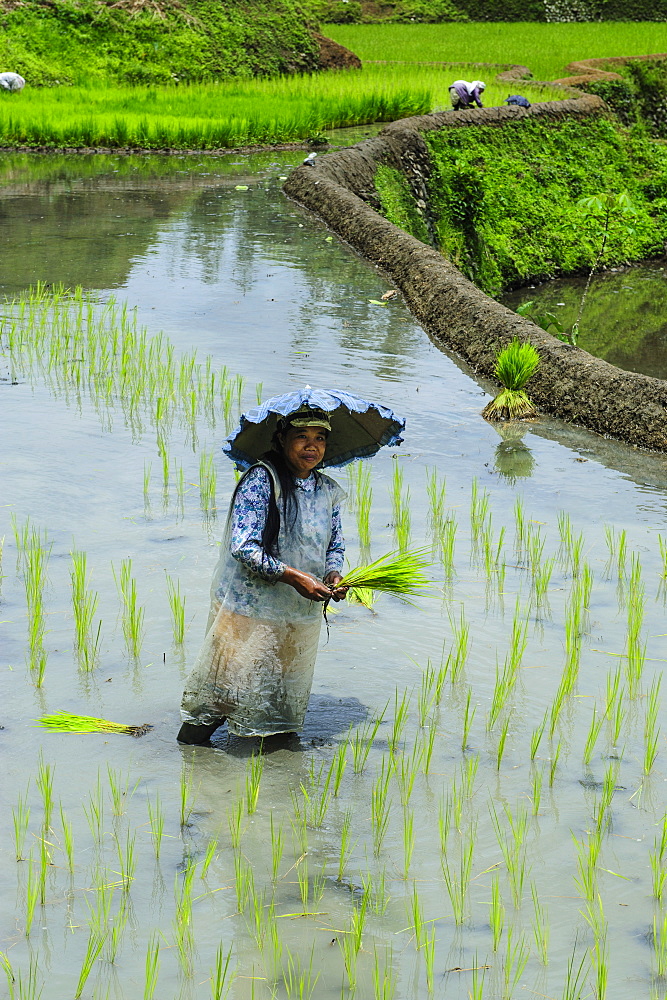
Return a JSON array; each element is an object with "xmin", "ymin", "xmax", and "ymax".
[{"xmin": 230, "ymin": 465, "xmax": 345, "ymax": 582}]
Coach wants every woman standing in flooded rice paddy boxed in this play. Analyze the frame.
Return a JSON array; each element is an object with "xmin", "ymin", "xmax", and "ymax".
[{"xmin": 177, "ymin": 387, "xmax": 405, "ymax": 745}]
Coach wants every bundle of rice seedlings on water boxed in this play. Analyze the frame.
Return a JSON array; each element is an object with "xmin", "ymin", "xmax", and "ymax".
[
  {"xmin": 37, "ymin": 712, "xmax": 153, "ymax": 738},
  {"xmin": 327, "ymin": 548, "xmax": 432, "ymax": 616},
  {"xmin": 482, "ymin": 338, "xmax": 540, "ymax": 421}
]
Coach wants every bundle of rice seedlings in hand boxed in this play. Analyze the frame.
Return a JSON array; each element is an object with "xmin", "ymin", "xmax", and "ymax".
[
  {"xmin": 335, "ymin": 547, "xmax": 432, "ymax": 607},
  {"xmin": 37, "ymin": 712, "xmax": 153, "ymax": 738},
  {"xmin": 482, "ymin": 338, "xmax": 540, "ymax": 421}
]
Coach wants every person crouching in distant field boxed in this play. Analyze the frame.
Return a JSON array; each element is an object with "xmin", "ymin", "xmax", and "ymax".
[
  {"xmin": 0, "ymin": 72, "xmax": 26, "ymax": 93},
  {"xmin": 449, "ymin": 79, "xmax": 485, "ymax": 110}
]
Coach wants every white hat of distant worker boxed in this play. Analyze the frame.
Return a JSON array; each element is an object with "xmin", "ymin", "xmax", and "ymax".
[{"xmin": 0, "ymin": 72, "xmax": 26, "ymax": 92}]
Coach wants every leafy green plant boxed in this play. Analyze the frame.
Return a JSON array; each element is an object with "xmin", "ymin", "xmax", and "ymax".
[{"xmin": 482, "ymin": 339, "xmax": 540, "ymax": 421}]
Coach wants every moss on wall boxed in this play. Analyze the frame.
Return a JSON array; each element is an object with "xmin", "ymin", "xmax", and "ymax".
[
  {"xmin": 405, "ymin": 116, "xmax": 667, "ymax": 294},
  {"xmin": 0, "ymin": 0, "xmax": 320, "ymax": 86},
  {"xmin": 374, "ymin": 164, "xmax": 430, "ymax": 244}
]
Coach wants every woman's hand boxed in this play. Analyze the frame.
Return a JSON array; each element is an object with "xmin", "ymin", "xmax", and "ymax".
[
  {"xmin": 324, "ymin": 571, "xmax": 349, "ymax": 603},
  {"xmin": 280, "ymin": 566, "xmax": 334, "ymax": 602}
]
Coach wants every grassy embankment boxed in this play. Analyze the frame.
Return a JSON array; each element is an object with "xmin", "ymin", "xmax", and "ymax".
[
  {"xmin": 325, "ymin": 21, "xmax": 667, "ymax": 80},
  {"xmin": 374, "ymin": 116, "xmax": 667, "ymax": 294},
  {"xmin": 0, "ymin": 64, "xmax": 563, "ymax": 150}
]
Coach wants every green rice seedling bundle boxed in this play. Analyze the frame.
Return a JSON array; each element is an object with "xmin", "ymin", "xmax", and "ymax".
[
  {"xmin": 36, "ymin": 712, "xmax": 153, "ymax": 737},
  {"xmin": 482, "ymin": 339, "xmax": 540, "ymax": 422},
  {"xmin": 334, "ymin": 547, "xmax": 431, "ymax": 607}
]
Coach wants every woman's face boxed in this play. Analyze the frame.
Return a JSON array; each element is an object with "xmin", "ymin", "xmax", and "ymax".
[{"xmin": 280, "ymin": 425, "xmax": 327, "ymax": 478}]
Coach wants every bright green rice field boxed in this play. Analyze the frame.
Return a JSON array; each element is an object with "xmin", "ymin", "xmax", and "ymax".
[
  {"xmin": 325, "ymin": 21, "xmax": 667, "ymax": 81},
  {"xmin": 0, "ymin": 59, "xmax": 559, "ymax": 151}
]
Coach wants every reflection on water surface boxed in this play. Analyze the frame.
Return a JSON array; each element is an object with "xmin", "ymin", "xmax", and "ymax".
[{"xmin": 2, "ymin": 152, "xmax": 667, "ymax": 1000}]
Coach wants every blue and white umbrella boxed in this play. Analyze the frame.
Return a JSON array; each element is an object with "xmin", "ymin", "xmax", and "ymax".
[{"xmin": 223, "ymin": 386, "xmax": 405, "ymax": 470}]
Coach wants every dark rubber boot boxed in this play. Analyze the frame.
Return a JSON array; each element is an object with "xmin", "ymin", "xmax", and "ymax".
[{"xmin": 176, "ymin": 720, "xmax": 224, "ymax": 745}]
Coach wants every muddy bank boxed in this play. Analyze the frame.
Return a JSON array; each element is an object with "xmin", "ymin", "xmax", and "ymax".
[{"xmin": 284, "ymin": 96, "xmax": 667, "ymax": 452}]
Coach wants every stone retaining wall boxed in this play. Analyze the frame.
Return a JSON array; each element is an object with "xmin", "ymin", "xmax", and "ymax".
[{"xmin": 283, "ymin": 96, "xmax": 667, "ymax": 452}]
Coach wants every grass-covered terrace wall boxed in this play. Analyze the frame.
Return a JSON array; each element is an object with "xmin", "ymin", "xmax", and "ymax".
[{"xmin": 283, "ymin": 96, "xmax": 667, "ymax": 452}]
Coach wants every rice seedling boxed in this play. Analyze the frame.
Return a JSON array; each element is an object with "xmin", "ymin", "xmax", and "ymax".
[
  {"xmin": 362, "ymin": 867, "xmax": 389, "ymax": 915},
  {"xmin": 269, "ymin": 812, "xmax": 284, "ymax": 880},
  {"xmin": 143, "ymin": 461, "xmax": 152, "ymax": 515},
  {"xmin": 407, "ymin": 882, "xmax": 425, "ymax": 950},
  {"xmin": 389, "ymin": 688, "xmax": 412, "ymax": 755},
  {"xmin": 36, "ymin": 755, "xmax": 54, "ymax": 833},
  {"xmin": 290, "ymin": 809, "xmax": 309, "ymax": 856},
  {"xmin": 581, "ymin": 893, "xmax": 607, "ymax": 946},
  {"xmin": 59, "ymin": 804, "xmax": 75, "ymax": 873},
  {"xmin": 496, "ymin": 714, "xmax": 512, "ymax": 770},
  {"xmin": 337, "ymin": 808, "xmax": 354, "ymax": 881},
  {"xmin": 355, "ymin": 460, "xmax": 373, "ymax": 550},
  {"xmin": 590, "ymin": 938, "xmax": 608, "ymax": 1000},
  {"xmin": 199, "ymin": 451, "xmax": 217, "ymax": 517},
  {"xmin": 105, "ymin": 900, "xmax": 129, "ymax": 964},
  {"xmin": 572, "ymin": 834, "xmax": 598, "ymax": 903},
  {"xmin": 530, "ymin": 766, "xmax": 543, "ymax": 817},
  {"xmin": 449, "ymin": 606, "xmax": 470, "ymax": 683},
  {"xmin": 391, "ymin": 461, "xmax": 412, "ymax": 551},
  {"xmin": 37, "ymin": 712, "xmax": 152, "ymax": 737},
  {"xmin": 283, "ymin": 947, "xmax": 319, "ymax": 1000},
  {"xmin": 469, "ymin": 957, "xmax": 487, "ymax": 1000},
  {"xmin": 470, "ymin": 478, "xmax": 491, "ymax": 547},
  {"xmin": 336, "ymin": 548, "xmax": 431, "ymax": 607},
  {"xmin": 442, "ymin": 829, "xmax": 475, "ymax": 924},
  {"xmin": 644, "ymin": 676, "xmax": 661, "ymax": 774},
  {"xmin": 402, "ymin": 807, "xmax": 415, "ymax": 879},
  {"xmin": 417, "ymin": 662, "xmax": 436, "ymax": 726},
  {"xmin": 11, "ymin": 953, "xmax": 42, "ymax": 1000},
  {"xmin": 211, "ymin": 944, "xmax": 235, "ymax": 1000},
  {"xmin": 350, "ymin": 705, "xmax": 387, "ymax": 774},
  {"xmin": 419, "ymin": 720, "xmax": 438, "ymax": 775},
  {"xmin": 396, "ymin": 740, "xmax": 422, "ymax": 806},
  {"xmin": 530, "ymin": 712, "xmax": 547, "ymax": 761},
  {"xmin": 75, "ymin": 929, "xmax": 107, "ymax": 998},
  {"xmin": 24, "ymin": 855, "xmax": 39, "ymax": 937},
  {"xmin": 371, "ymin": 758, "xmax": 392, "ymax": 855},
  {"xmin": 439, "ymin": 517, "xmax": 457, "ymax": 578},
  {"xmin": 166, "ymin": 574, "xmax": 186, "ymax": 645},
  {"xmin": 180, "ymin": 760, "xmax": 199, "ymax": 828},
  {"xmin": 373, "ymin": 946, "xmax": 397, "ymax": 1000},
  {"xmin": 489, "ymin": 873, "xmax": 505, "ymax": 951},
  {"xmin": 12, "ymin": 790, "xmax": 30, "ymax": 861},
  {"xmin": 482, "ymin": 338, "xmax": 540, "ymax": 421},
  {"xmin": 531, "ymin": 882, "xmax": 550, "ymax": 964},
  {"xmin": 228, "ymin": 797, "xmax": 245, "ymax": 851},
  {"xmin": 501, "ymin": 926, "xmax": 530, "ymax": 999},
  {"xmin": 147, "ymin": 794, "xmax": 165, "ymax": 859},
  {"xmin": 423, "ymin": 925, "xmax": 436, "ymax": 994},
  {"xmin": 201, "ymin": 836, "xmax": 218, "ymax": 879},
  {"xmin": 113, "ymin": 557, "xmax": 145, "ymax": 658},
  {"xmin": 114, "ymin": 828, "xmax": 136, "ymax": 890},
  {"xmin": 583, "ymin": 705, "xmax": 606, "ymax": 765},
  {"xmin": 297, "ymin": 858, "xmax": 311, "ymax": 914},
  {"xmin": 549, "ymin": 741, "xmax": 562, "ymax": 787},
  {"xmin": 143, "ymin": 934, "xmax": 161, "ymax": 1000},
  {"xmin": 331, "ymin": 741, "xmax": 348, "ymax": 796},
  {"xmin": 655, "ymin": 913, "xmax": 667, "ymax": 978},
  {"xmin": 107, "ymin": 766, "xmax": 136, "ymax": 818},
  {"xmin": 0, "ymin": 952, "xmax": 14, "ymax": 1000},
  {"xmin": 70, "ymin": 550, "xmax": 101, "ymax": 668},
  {"xmin": 245, "ymin": 751, "xmax": 264, "ymax": 815},
  {"xmin": 651, "ymin": 848, "xmax": 667, "ymax": 903}
]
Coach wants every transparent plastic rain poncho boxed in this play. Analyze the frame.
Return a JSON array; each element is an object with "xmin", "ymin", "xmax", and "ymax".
[{"xmin": 180, "ymin": 462, "xmax": 345, "ymax": 737}]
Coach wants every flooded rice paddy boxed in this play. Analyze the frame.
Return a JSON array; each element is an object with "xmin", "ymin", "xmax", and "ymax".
[{"xmin": 2, "ymin": 150, "xmax": 667, "ymax": 1000}]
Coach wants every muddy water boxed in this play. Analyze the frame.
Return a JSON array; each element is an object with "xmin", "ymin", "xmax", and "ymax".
[{"xmin": 2, "ymin": 151, "xmax": 667, "ymax": 1000}]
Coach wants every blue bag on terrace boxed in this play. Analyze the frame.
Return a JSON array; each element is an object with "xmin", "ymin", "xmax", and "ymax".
[{"xmin": 504, "ymin": 94, "xmax": 531, "ymax": 108}]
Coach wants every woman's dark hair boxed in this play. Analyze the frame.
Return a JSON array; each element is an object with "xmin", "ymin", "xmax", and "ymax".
[{"xmin": 259, "ymin": 445, "xmax": 301, "ymax": 559}]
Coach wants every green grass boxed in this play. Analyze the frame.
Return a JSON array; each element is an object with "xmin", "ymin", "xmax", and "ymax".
[
  {"xmin": 324, "ymin": 22, "xmax": 667, "ymax": 81},
  {"xmin": 0, "ymin": 62, "xmax": 562, "ymax": 150}
]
